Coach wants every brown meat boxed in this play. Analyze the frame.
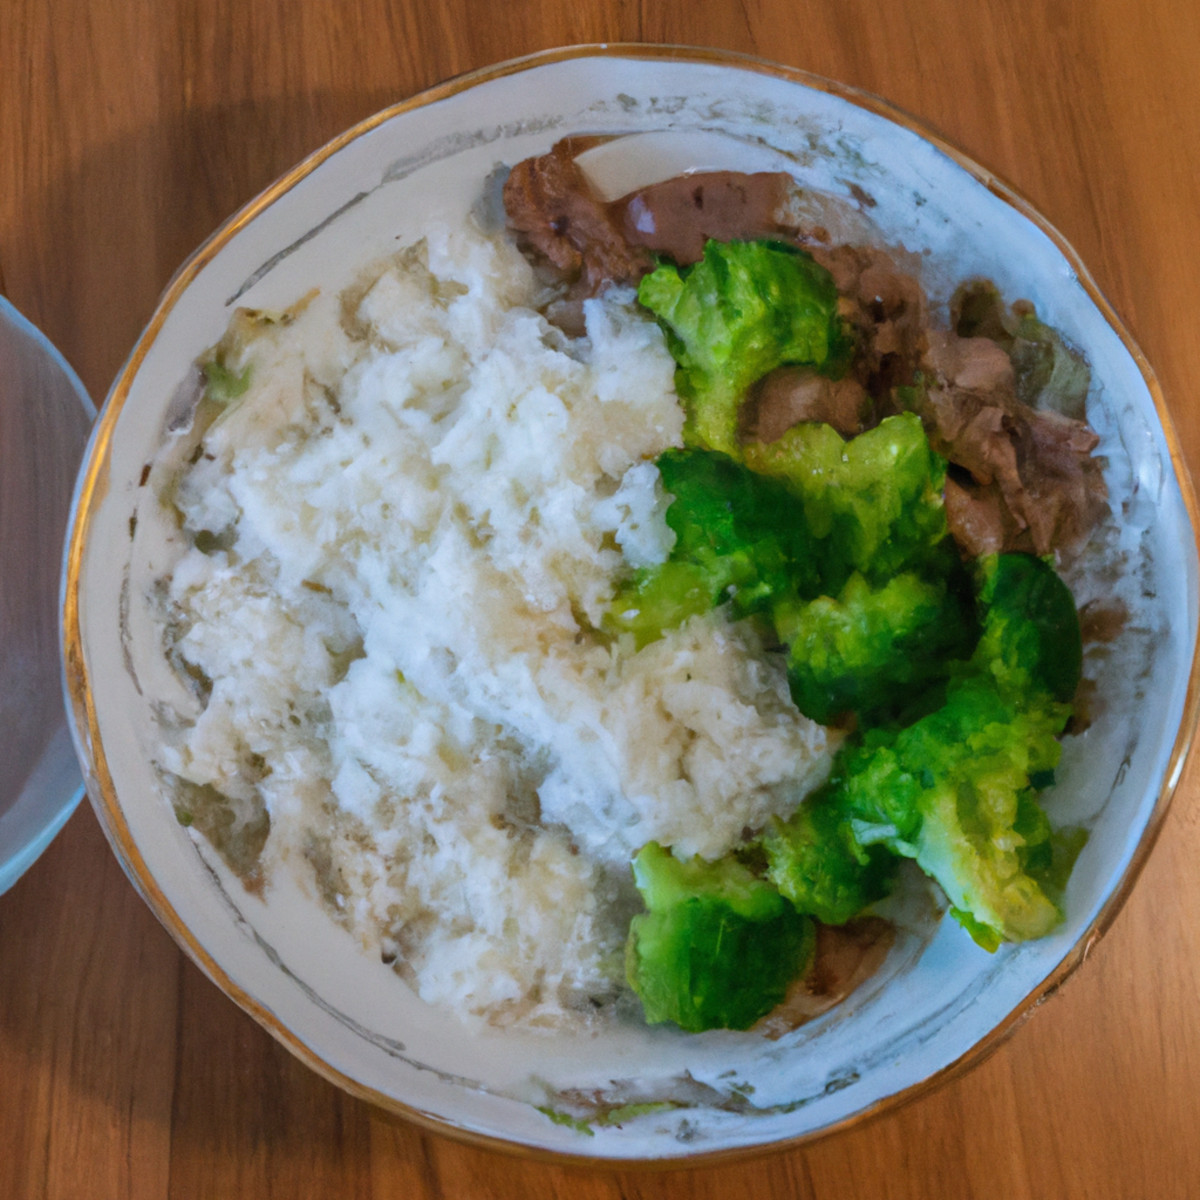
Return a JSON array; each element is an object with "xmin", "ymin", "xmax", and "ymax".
[
  {"xmin": 615, "ymin": 171, "xmax": 802, "ymax": 265},
  {"xmin": 743, "ymin": 367, "xmax": 873, "ymax": 442},
  {"xmin": 915, "ymin": 330, "xmax": 1108, "ymax": 555},
  {"xmin": 1011, "ymin": 407, "xmax": 1108, "ymax": 552},
  {"xmin": 810, "ymin": 243, "xmax": 928, "ymax": 398},
  {"xmin": 924, "ymin": 329, "xmax": 1015, "ymax": 393},
  {"xmin": 502, "ymin": 139, "xmax": 653, "ymax": 295},
  {"xmin": 1078, "ymin": 596, "xmax": 1129, "ymax": 644},
  {"xmin": 943, "ymin": 474, "xmax": 1022, "ymax": 557},
  {"xmin": 503, "ymin": 143, "xmax": 832, "ymax": 296}
]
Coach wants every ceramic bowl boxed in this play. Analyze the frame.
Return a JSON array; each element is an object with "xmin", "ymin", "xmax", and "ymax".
[{"xmin": 62, "ymin": 46, "xmax": 1200, "ymax": 1161}]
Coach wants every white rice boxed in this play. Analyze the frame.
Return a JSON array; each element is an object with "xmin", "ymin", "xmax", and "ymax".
[{"xmin": 157, "ymin": 222, "xmax": 839, "ymax": 1029}]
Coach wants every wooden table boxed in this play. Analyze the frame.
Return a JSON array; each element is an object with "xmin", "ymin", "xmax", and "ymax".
[{"xmin": 3, "ymin": 1, "xmax": 1199, "ymax": 1195}]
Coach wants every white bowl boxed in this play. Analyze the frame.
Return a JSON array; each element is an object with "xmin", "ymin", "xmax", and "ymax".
[{"xmin": 62, "ymin": 46, "xmax": 1200, "ymax": 1161}]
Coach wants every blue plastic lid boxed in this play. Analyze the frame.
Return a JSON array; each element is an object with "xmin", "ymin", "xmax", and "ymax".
[{"xmin": 0, "ymin": 295, "xmax": 95, "ymax": 894}]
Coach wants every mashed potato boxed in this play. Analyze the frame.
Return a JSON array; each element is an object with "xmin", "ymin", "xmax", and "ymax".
[{"xmin": 157, "ymin": 222, "xmax": 839, "ymax": 1028}]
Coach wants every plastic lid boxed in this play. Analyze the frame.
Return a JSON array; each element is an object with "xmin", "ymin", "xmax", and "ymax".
[{"xmin": 0, "ymin": 295, "xmax": 95, "ymax": 894}]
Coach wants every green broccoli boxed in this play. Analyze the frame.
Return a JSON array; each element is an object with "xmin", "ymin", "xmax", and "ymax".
[
  {"xmin": 971, "ymin": 552, "xmax": 1083, "ymax": 704},
  {"xmin": 607, "ymin": 560, "xmax": 729, "ymax": 649},
  {"xmin": 607, "ymin": 414, "xmax": 955, "ymax": 649},
  {"xmin": 607, "ymin": 448, "xmax": 818, "ymax": 646},
  {"xmin": 773, "ymin": 570, "xmax": 976, "ymax": 725},
  {"xmin": 625, "ymin": 842, "xmax": 815, "ymax": 1032},
  {"xmin": 615, "ymin": 231, "xmax": 1091, "ymax": 991},
  {"xmin": 760, "ymin": 787, "xmax": 897, "ymax": 925},
  {"xmin": 638, "ymin": 240, "xmax": 852, "ymax": 456},
  {"xmin": 832, "ymin": 679, "xmax": 1072, "ymax": 948},
  {"xmin": 201, "ymin": 359, "xmax": 252, "ymax": 403},
  {"xmin": 742, "ymin": 413, "xmax": 950, "ymax": 588},
  {"xmin": 820, "ymin": 554, "xmax": 1087, "ymax": 950},
  {"xmin": 1009, "ymin": 313, "xmax": 1092, "ymax": 419}
]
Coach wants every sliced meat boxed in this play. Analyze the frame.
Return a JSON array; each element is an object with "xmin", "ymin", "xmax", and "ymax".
[
  {"xmin": 503, "ymin": 143, "xmax": 832, "ymax": 296},
  {"xmin": 615, "ymin": 171, "xmax": 803, "ymax": 265},
  {"xmin": 914, "ymin": 330, "xmax": 1108, "ymax": 556},
  {"xmin": 924, "ymin": 329, "xmax": 1015, "ymax": 393},
  {"xmin": 502, "ymin": 139, "xmax": 653, "ymax": 295},
  {"xmin": 1078, "ymin": 596, "xmax": 1129, "ymax": 644},
  {"xmin": 943, "ymin": 474, "xmax": 1022, "ymax": 557},
  {"xmin": 743, "ymin": 367, "xmax": 873, "ymax": 442},
  {"xmin": 811, "ymin": 243, "xmax": 928, "ymax": 398}
]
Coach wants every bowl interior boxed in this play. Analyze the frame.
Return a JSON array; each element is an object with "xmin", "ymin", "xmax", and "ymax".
[{"xmin": 65, "ymin": 48, "xmax": 1200, "ymax": 1159}]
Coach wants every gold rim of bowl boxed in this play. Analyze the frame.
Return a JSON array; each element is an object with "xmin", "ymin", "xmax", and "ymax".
[{"xmin": 61, "ymin": 41, "xmax": 1200, "ymax": 1168}]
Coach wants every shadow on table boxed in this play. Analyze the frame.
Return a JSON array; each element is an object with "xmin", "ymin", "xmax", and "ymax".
[{"xmin": 1, "ymin": 86, "xmax": 408, "ymax": 405}]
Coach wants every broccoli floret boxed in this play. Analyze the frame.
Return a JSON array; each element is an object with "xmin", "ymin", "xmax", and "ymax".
[
  {"xmin": 774, "ymin": 570, "xmax": 977, "ymax": 725},
  {"xmin": 656, "ymin": 448, "xmax": 818, "ymax": 606},
  {"xmin": 761, "ymin": 788, "xmax": 897, "ymax": 925},
  {"xmin": 826, "ymin": 567, "xmax": 1085, "ymax": 950},
  {"xmin": 608, "ymin": 416, "xmax": 954, "ymax": 649},
  {"xmin": 809, "ymin": 552, "xmax": 1087, "ymax": 950},
  {"xmin": 972, "ymin": 553, "xmax": 1083, "ymax": 704},
  {"xmin": 1015, "ymin": 815, "xmax": 1089, "ymax": 912},
  {"xmin": 638, "ymin": 240, "xmax": 851, "ymax": 456},
  {"xmin": 607, "ymin": 448, "xmax": 818, "ymax": 645},
  {"xmin": 607, "ymin": 560, "xmax": 727, "ymax": 649},
  {"xmin": 742, "ymin": 414, "xmax": 950, "ymax": 588},
  {"xmin": 835, "ymin": 679, "xmax": 1071, "ymax": 948},
  {"xmin": 625, "ymin": 842, "xmax": 815, "ymax": 1032}
]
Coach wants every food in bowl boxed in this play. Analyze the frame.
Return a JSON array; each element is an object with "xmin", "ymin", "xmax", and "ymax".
[{"xmin": 147, "ymin": 138, "xmax": 1112, "ymax": 1039}]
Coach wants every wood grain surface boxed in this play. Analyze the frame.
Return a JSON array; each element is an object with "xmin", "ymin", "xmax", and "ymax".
[{"xmin": 3, "ymin": 1, "xmax": 1200, "ymax": 1196}]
